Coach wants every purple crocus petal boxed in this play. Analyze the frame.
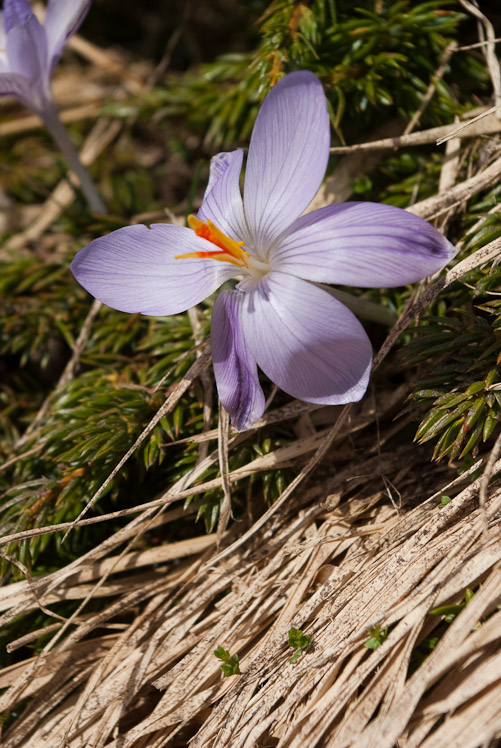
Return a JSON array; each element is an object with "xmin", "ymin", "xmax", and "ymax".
[
  {"xmin": 203, "ymin": 151, "xmax": 239, "ymax": 198},
  {"xmin": 0, "ymin": 14, "xmax": 8, "ymax": 72},
  {"xmin": 273, "ymin": 202, "xmax": 457, "ymax": 287},
  {"xmin": 0, "ymin": 71, "xmax": 30, "ymax": 98},
  {"xmin": 6, "ymin": 11, "xmax": 48, "ymax": 83},
  {"xmin": 212, "ymin": 290, "xmax": 265, "ymax": 431},
  {"xmin": 3, "ymin": 0, "xmax": 32, "ymax": 33},
  {"xmin": 197, "ymin": 149, "xmax": 247, "ymax": 243},
  {"xmin": 0, "ymin": 55, "xmax": 9, "ymax": 76},
  {"xmin": 71, "ymin": 223, "xmax": 236, "ymax": 316},
  {"xmin": 44, "ymin": 0, "xmax": 92, "ymax": 69},
  {"xmin": 243, "ymin": 71, "xmax": 330, "ymax": 252},
  {"xmin": 242, "ymin": 272, "xmax": 372, "ymax": 404}
]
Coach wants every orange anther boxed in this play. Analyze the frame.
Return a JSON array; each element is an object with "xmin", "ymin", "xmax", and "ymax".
[{"xmin": 176, "ymin": 216, "xmax": 249, "ymax": 268}]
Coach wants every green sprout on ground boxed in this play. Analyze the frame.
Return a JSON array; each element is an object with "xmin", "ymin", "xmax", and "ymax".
[
  {"xmin": 431, "ymin": 588, "xmax": 475, "ymax": 624},
  {"xmin": 214, "ymin": 645, "xmax": 241, "ymax": 677},
  {"xmin": 364, "ymin": 624, "xmax": 389, "ymax": 651},
  {"xmin": 288, "ymin": 627, "xmax": 311, "ymax": 664}
]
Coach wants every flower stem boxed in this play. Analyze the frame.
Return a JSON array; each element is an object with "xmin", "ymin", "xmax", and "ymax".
[{"xmin": 41, "ymin": 102, "xmax": 106, "ymax": 214}]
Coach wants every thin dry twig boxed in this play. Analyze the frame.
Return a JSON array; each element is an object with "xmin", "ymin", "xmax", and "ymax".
[
  {"xmin": 329, "ymin": 109, "xmax": 501, "ymax": 154},
  {"xmin": 407, "ymin": 156, "xmax": 501, "ymax": 218},
  {"xmin": 61, "ymin": 348, "xmax": 213, "ymax": 537},
  {"xmin": 403, "ymin": 42, "xmax": 457, "ymax": 137},
  {"xmin": 0, "ymin": 104, "xmax": 101, "ymax": 137},
  {"xmin": 479, "ymin": 431, "xmax": 501, "ymax": 534},
  {"xmin": 457, "ymin": 36, "xmax": 501, "ymax": 51},
  {"xmin": 67, "ymin": 35, "xmax": 144, "ymax": 93},
  {"xmin": 436, "ymin": 105, "xmax": 501, "ymax": 145},
  {"xmin": 216, "ymin": 403, "xmax": 232, "ymax": 543},
  {"xmin": 5, "ymin": 118, "xmax": 121, "ymax": 251},
  {"xmin": 202, "ymin": 404, "xmax": 353, "ymax": 570},
  {"xmin": 188, "ymin": 307, "xmax": 213, "ymax": 465},
  {"xmin": 458, "ymin": 0, "xmax": 501, "ymax": 117},
  {"xmin": 373, "ymin": 237, "xmax": 501, "ymax": 369}
]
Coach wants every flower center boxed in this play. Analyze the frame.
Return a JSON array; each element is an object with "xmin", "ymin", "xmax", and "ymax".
[
  {"xmin": 176, "ymin": 215, "xmax": 250, "ymax": 268},
  {"xmin": 176, "ymin": 215, "xmax": 270, "ymax": 279}
]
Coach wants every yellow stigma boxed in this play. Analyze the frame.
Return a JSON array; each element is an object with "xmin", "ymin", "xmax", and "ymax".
[{"xmin": 176, "ymin": 215, "xmax": 249, "ymax": 268}]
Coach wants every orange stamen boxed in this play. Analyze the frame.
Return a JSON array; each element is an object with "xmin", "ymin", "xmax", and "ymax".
[{"xmin": 176, "ymin": 215, "xmax": 249, "ymax": 268}]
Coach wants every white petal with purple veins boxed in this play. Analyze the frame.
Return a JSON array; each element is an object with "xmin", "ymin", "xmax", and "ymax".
[
  {"xmin": 71, "ymin": 224, "xmax": 236, "ymax": 316},
  {"xmin": 203, "ymin": 150, "xmax": 239, "ymax": 198},
  {"xmin": 0, "ymin": 71, "xmax": 29, "ymax": 98},
  {"xmin": 3, "ymin": 0, "xmax": 32, "ymax": 33},
  {"xmin": 273, "ymin": 202, "xmax": 456, "ymax": 286},
  {"xmin": 44, "ymin": 0, "xmax": 92, "ymax": 70},
  {"xmin": 197, "ymin": 149, "xmax": 248, "ymax": 243},
  {"xmin": 242, "ymin": 272, "xmax": 372, "ymax": 404},
  {"xmin": 0, "ymin": 13, "xmax": 9, "ymax": 72},
  {"xmin": 6, "ymin": 11, "xmax": 48, "ymax": 83},
  {"xmin": 212, "ymin": 290, "xmax": 265, "ymax": 431},
  {"xmin": 243, "ymin": 70, "xmax": 330, "ymax": 254}
]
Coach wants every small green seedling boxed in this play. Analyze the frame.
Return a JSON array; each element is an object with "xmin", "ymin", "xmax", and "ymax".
[
  {"xmin": 288, "ymin": 627, "xmax": 311, "ymax": 664},
  {"xmin": 440, "ymin": 495, "xmax": 452, "ymax": 506},
  {"xmin": 364, "ymin": 624, "xmax": 389, "ymax": 651},
  {"xmin": 421, "ymin": 635, "xmax": 439, "ymax": 651},
  {"xmin": 214, "ymin": 645, "xmax": 241, "ymax": 677},
  {"xmin": 431, "ymin": 588, "xmax": 475, "ymax": 623}
]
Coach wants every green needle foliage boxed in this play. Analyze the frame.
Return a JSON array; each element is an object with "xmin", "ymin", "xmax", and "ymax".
[
  {"xmin": 0, "ymin": 255, "xmax": 289, "ymax": 572},
  {"xmin": 409, "ymin": 251, "xmax": 501, "ymax": 464},
  {"xmin": 144, "ymin": 0, "xmax": 485, "ymax": 148},
  {"xmin": 0, "ymin": 0, "xmax": 498, "ymax": 580}
]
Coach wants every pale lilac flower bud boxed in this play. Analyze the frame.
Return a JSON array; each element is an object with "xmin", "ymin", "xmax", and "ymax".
[{"xmin": 0, "ymin": 0, "xmax": 105, "ymax": 212}]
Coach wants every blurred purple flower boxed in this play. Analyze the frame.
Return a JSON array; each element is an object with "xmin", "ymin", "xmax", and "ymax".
[
  {"xmin": 71, "ymin": 71, "xmax": 456, "ymax": 430},
  {"xmin": 0, "ymin": 0, "xmax": 90, "ymax": 109},
  {"xmin": 0, "ymin": 0, "xmax": 104, "ymax": 212}
]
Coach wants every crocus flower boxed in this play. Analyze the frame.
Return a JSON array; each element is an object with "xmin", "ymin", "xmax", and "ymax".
[
  {"xmin": 71, "ymin": 71, "xmax": 456, "ymax": 430},
  {"xmin": 0, "ymin": 0, "xmax": 105, "ymax": 212}
]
